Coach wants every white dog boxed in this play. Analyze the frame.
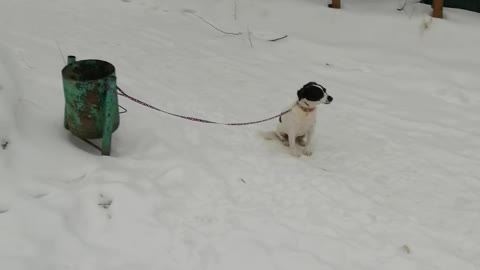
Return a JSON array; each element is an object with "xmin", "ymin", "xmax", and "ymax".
[{"xmin": 264, "ymin": 82, "xmax": 333, "ymax": 157}]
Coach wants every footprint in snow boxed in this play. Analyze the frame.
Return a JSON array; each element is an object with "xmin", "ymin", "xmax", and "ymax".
[
  {"xmin": 0, "ymin": 201, "xmax": 10, "ymax": 214},
  {"xmin": 98, "ymin": 193, "xmax": 113, "ymax": 219},
  {"xmin": 98, "ymin": 193, "xmax": 113, "ymax": 209},
  {"xmin": 31, "ymin": 193, "xmax": 49, "ymax": 199},
  {"xmin": 1, "ymin": 139, "xmax": 9, "ymax": 150},
  {"xmin": 434, "ymin": 87, "xmax": 469, "ymax": 105}
]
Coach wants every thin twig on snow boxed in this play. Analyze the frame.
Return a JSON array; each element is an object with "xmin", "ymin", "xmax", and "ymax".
[
  {"xmin": 247, "ymin": 26, "xmax": 254, "ymax": 48},
  {"xmin": 187, "ymin": 11, "xmax": 242, "ymax": 36},
  {"xmin": 55, "ymin": 40, "xmax": 66, "ymax": 65},
  {"xmin": 234, "ymin": 0, "xmax": 238, "ymax": 21},
  {"xmin": 268, "ymin": 35, "xmax": 288, "ymax": 42}
]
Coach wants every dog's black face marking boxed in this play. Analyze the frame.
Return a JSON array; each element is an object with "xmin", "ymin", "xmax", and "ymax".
[
  {"xmin": 297, "ymin": 81, "xmax": 332, "ymax": 104},
  {"xmin": 297, "ymin": 85, "xmax": 324, "ymax": 102}
]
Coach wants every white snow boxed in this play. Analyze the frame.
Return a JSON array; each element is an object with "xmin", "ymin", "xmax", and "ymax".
[{"xmin": 1, "ymin": 0, "xmax": 480, "ymax": 269}]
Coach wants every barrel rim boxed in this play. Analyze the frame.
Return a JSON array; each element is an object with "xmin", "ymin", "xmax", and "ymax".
[{"xmin": 62, "ymin": 59, "xmax": 116, "ymax": 83}]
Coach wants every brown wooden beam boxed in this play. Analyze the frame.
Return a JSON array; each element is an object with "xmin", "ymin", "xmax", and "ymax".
[
  {"xmin": 329, "ymin": 0, "xmax": 341, "ymax": 9},
  {"xmin": 432, "ymin": 0, "xmax": 444, "ymax": 18}
]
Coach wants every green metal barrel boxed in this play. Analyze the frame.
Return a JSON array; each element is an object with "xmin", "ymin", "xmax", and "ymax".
[{"xmin": 62, "ymin": 56, "xmax": 120, "ymax": 155}]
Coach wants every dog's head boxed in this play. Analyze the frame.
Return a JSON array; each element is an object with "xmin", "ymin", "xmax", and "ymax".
[{"xmin": 297, "ymin": 82, "xmax": 333, "ymax": 107}]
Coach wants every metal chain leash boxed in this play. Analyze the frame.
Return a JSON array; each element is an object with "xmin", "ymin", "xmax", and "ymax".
[{"xmin": 116, "ymin": 86, "xmax": 290, "ymax": 126}]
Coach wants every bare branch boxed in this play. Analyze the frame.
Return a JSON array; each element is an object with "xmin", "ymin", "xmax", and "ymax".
[
  {"xmin": 234, "ymin": 1, "xmax": 238, "ymax": 21},
  {"xmin": 247, "ymin": 26, "xmax": 254, "ymax": 48},
  {"xmin": 187, "ymin": 11, "xmax": 242, "ymax": 36},
  {"xmin": 268, "ymin": 35, "xmax": 288, "ymax": 42},
  {"xmin": 55, "ymin": 40, "xmax": 66, "ymax": 65}
]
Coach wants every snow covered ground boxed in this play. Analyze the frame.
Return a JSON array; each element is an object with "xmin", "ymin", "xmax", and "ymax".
[{"xmin": 1, "ymin": 0, "xmax": 480, "ymax": 269}]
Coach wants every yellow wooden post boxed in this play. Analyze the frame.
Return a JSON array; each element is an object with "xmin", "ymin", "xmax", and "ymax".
[
  {"xmin": 433, "ymin": 0, "xmax": 444, "ymax": 18},
  {"xmin": 329, "ymin": 0, "xmax": 341, "ymax": 9}
]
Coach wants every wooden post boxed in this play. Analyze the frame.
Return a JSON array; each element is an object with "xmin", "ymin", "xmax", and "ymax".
[
  {"xmin": 329, "ymin": 0, "xmax": 341, "ymax": 9},
  {"xmin": 432, "ymin": 0, "xmax": 443, "ymax": 18}
]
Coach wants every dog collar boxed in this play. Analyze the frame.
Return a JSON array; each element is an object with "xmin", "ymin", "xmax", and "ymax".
[{"xmin": 296, "ymin": 102, "xmax": 316, "ymax": 113}]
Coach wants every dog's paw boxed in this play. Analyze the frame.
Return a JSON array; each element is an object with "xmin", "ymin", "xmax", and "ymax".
[{"xmin": 303, "ymin": 148, "xmax": 313, "ymax": 156}]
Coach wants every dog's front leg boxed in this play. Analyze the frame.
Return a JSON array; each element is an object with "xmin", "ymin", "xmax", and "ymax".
[
  {"xmin": 303, "ymin": 129, "xmax": 314, "ymax": 156},
  {"xmin": 288, "ymin": 130, "xmax": 301, "ymax": 157}
]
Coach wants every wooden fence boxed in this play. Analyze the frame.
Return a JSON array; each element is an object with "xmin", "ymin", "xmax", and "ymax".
[{"xmin": 328, "ymin": 0, "xmax": 445, "ymax": 18}]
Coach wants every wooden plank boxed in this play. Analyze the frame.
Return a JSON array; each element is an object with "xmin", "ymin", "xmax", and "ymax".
[
  {"xmin": 433, "ymin": 0, "xmax": 444, "ymax": 18},
  {"xmin": 329, "ymin": 0, "xmax": 341, "ymax": 9}
]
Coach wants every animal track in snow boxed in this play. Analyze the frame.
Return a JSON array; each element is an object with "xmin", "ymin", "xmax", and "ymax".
[{"xmin": 98, "ymin": 193, "xmax": 114, "ymax": 219}]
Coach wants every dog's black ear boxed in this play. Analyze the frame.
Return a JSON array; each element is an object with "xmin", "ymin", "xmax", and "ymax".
[{"xmin": 297, "ymin": 88, "xmax": 305, "ymax": 100}]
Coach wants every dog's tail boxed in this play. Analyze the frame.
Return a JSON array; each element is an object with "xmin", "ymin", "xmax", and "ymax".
[{"xmin": 258, "ymin": 131, "xmax": 278, "ymax": 140}]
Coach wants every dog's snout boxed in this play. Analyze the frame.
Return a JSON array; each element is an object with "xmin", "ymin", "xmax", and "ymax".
[{"xmin": 327, "ymin": 96, "xmax": 333, "ymax": 102}]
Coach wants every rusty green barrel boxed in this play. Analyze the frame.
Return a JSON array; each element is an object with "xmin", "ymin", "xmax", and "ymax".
[{"xmin": 62, "ymin": 56, "xmax": 120, "ymax": 155}]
